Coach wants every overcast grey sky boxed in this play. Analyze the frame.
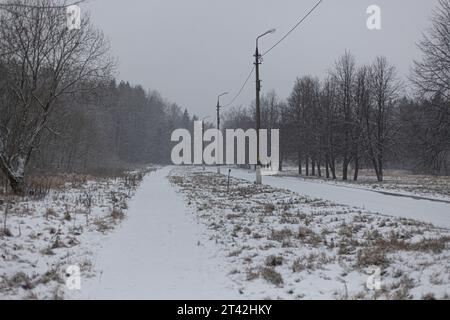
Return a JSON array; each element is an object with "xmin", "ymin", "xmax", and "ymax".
[{"xmin": 86, "ymin": 0, "xmax": 439, "ymax": 119}]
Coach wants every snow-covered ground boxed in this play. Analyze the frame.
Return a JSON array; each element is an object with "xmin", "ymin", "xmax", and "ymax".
[
  {"xmin": 277, "ymin": 167, "xmax": 450, "ymax": 202},
  {"xmin": 0, "ymin": 169, "xmax": 152, "ymax": 300},
  {"xmin": 70, "ymin": 167, "xmax": 239, "ymax": 300},
  {"xmin": 225, "ymin": 168, "xmax": 450, "ymax": 229},
  {"xmin": 2, "ymin": 165, "xmax": 450, "ymax": 300},
  {"xmin": 172, "ymin": 167, "xmax": 450, "ymax": 300}
]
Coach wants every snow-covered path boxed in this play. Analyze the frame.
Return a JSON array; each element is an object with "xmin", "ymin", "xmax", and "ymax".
[
  {"xmin": 228, "ymin": 169, "xmax": 450, "ymax": 230},
  {"xmin": 75, "ymin": 167, "xmax": 238, "ymax": 300}
]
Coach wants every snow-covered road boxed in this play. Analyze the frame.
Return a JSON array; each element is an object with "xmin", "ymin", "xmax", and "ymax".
[
  {"xmin": 227, "ymin": 169, "xmax": 450, "ymax": 230},
  {"xmin": 75, "ymin": 167, "xmax": 238, "ymax": 300}
]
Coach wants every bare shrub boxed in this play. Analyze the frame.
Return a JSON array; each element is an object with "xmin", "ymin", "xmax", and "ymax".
[
  {"xmin": 356, "ymin": 247, "xmax": 388, "ymax": 268},
  {"xmin": 3, "ymin": 272, "xmax": 34, "ymax": 290},
  {"xmin": 260, "ymin": 267, "xmax": 284, "ymax": 286},
  {"xmin": 0, "ymin": 227, "xmax": 13, "ymax": 237},
  {"xmin": 94, "ymin": 218, "xmax": 112, "ymax": 233},
  {"xmin": 265, "ymin": 255, "xmax": 283, "ymax": 267},
  {"xmin": 111, "ymin": 208, "xmax": 125, "ymax": 221},
  {"xmin": 45, "ymin": 208, "xmax": 58, "ymax": 219},
  {"xmin": 270, "ymin": 228, "xmax": 293, "ymax": 242},
  {"xmin": 297, "ymin": 226, "xmax": 322, "ymax": 245}
]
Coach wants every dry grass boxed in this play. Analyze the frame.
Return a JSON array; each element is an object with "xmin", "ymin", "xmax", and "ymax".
[
  {"xmin": 0, "ymin": 227, "xmax": 13, "ymax": 237},
  {"xmin": 265, "ymin": 255, "xmax": 283, "ymax": 267},
  {"xmin": 170, "ymin": 167, "xmax": 450, "ymax": 300},
  {"xmin": 111, "ymin": 208, "xmax": 125, "ymax": 220},
  {"xmin": 297, "ymin": 226, "xmax": 322, "ymax": 246},
  {"xmin": 356, "ymin": 247, "xmax": 389, "ymax": 268},
  {"xmin": 269, "ymin": 228, "xmax": 293, "ymax": 242},
  {"xmin": 260, "ymin": 267, "xmax": 284, "ymax": 286}
]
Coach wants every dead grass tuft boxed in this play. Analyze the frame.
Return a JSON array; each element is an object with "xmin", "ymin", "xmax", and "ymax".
[
  {"xmin": 265, "ymin": 255, "xmax": 283, "ymax": 267},
  {"xmin": 356, "ymin": 247, "xmax": 388, "ymax": 268},
  {"xmin": 297, "ymin": 226, "xmax": 322, "ymax": 245},
  {"xmin": 260, "ymin": 267, "xmax": 284, "ymax": 286},
  {"xmin": 270, "ymin": 228, "xmax": 293, "ymax": 242},
  {"xmin": 0, "ymin": 227, "xmax": 13, "ymax": 237},
  {"xmin": 111, "ymin": 208, "xmax": 125, "ymax": 220}
]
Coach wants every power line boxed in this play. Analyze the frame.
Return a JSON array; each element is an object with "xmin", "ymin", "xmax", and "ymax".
[
  {"xmin": 0, "ymin": 0, "xmax": 86, "ymax": 10},
  {"xmin": 223, "ymin": 0, "xmax": 323, "ymax": 109},
  {"xmin": 224, "ymin": 65, "xmax": 255, "ymax": 107},
  {"xmin": 262, "ymin": 0, "xmax": 323, "ymax": 57}
]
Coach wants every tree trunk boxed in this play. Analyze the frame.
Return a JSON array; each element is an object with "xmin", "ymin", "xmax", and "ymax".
[
  {"xmin": 342, "ymin": 159, "xmax": 349, "ymax": 181},
  {"xmin": 377, "ymin": 157, "xmax": 383, "ymax": 182},
  {"xmin": 0, "ymin": 156, "xmax": 26, "ymax": 195},
  {"xmin": 330, "ymin": 157, "xmax": 337, "ymax": 179},
  {"xmin": 298, "ymin": 150, "xmax": 302, "ymax": 175},
  {"xmin": 317, "ymin": 160, "xmax": 322, "ymax": 178},
  {"xmin": 10, "ymin": 176, "xmax": 25, "ymax": 195},
  {"xmin": 306, "ymin": 157, "xmax": 310, "ymax": 176},
  {"xmin": 353, "ymin": 156, "xmax": 359, "ymax": 181}
]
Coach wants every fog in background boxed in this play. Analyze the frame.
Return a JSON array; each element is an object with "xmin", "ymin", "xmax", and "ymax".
[{"xmin": 86, "ymin": 0, "xmax": 439, "ymax": 118}]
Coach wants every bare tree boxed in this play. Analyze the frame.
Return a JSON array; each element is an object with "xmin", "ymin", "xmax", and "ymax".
[
  {"xmin": 331, "ymin": 51, "xmax": 356, "ymax": 180},
  {"xmin": 353, "ymin": 65, "xmax": 370, "ymax": 181},
  {"xmin": 320, "ymin": 77, "xmax": 338, "ymax": 179},
  {"xmin": 287, "ymin": 76, "xmax": 320, "ymax": 176},
  {"xmin": 0, "ymin": 0, "xmax": 113, "ymax": 194},
  {"xmin": 409, "ymin": 0, "xmax": 450, "ymax": 174},
  {"xmin": 412, "ymin": 0, "xmax": 450, "ymax": 103},
  {"xmin": 366, "ymin": 57, "xmax": 400, "ymax": 182}
]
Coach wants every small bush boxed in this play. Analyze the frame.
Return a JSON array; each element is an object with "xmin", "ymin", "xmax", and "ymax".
[
  {"xmin": 265, "ymin": 255, "xmax": 283, "ymax": 267},
  {"xmin": 45, "ymin": 208, "xmax": 58, "ymax": 218},
  {"xmin": 111, "ymin": 208, "xmax": 125, "ymax": 220},
  {"xmin": 298, "ymin": 226, "xmax": 322, "ymax": 245},
  {"xmin": 5, "ymin": 272, "xmax": 34, "ymax": 290},
  {"xmin": 260, "ymin": 267, "xmax": 284, "ymax": 286},
  {"xmin": 263, "ymin": 203, "xmax": 275, "ymax": 213},
  {"xmin": 261, "ymin": 267, "xmax": 284, "ymax": 286},
  {"xmin": 356, "ymin": 247, "xmax": 388, "ymax": 268},
  {"xmin": 270, "ymin": 228, "xmax": 293, "ymax": 242},
  {"xmin": 94, "ymin": 218, "xmax": 112, "ymax": 233},
  {"xmin": 0, "ymin": 227, "xmax": 13, "ymax": 237},
  {"xmin": 292, "ymin": 259, "xmax": 306, "ymax": 273}
]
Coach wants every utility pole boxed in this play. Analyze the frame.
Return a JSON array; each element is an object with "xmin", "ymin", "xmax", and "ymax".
[
  {"xmin": 216, "ymin": 100, "xmax": 220, "ymax": 174},
  {"xmin": 254, "ymin": 45, "xmax": 262, "ymax": 185},
  {"xmin": 254, "ymin": 29, "xmax": 276, "ymax": 185},
  {"xmin": 216, "ymin": 92, "xmax": 228, "ymax": 174}
]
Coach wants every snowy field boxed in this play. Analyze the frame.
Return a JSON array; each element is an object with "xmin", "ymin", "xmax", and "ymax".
[
  {"xmin": 226, "ymin": 168, "xmax": 450, "ymax": 229},
  {"xmin": 277, "ymin": 167, "xmax": 450, "ymax": 202},
  {"xmin": 0, "ymin": 168, "xmax": 154, "ymax": 300},
  {"xmin": 1, "ymin": 166, "xmax": 450, "ymax": 300},
  {"xmin": 171, "ymin": 167, "xmax": 450, "ymax": 300}
]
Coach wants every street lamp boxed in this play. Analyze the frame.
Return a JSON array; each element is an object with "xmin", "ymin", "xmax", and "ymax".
[
  {"xmin": 216, "ymin": 92, "xmax": 228, "ymax": 174},
  {"xmin": 254, "ymin": 28, "xmax": 276, "ymax": 184}
]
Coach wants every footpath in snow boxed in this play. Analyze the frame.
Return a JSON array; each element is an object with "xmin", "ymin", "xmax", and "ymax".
[
  {"xmin": 227, "ymin": 169, "xmax": 450, "ymax": 230},
  {"xmin": 72, "ymin": 167, "xmax": 238, "ymax": 300}
]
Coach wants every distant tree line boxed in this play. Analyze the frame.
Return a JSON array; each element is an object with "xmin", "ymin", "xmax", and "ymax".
[
  {"xmin": 223, "ymin": 0, "xmax": 450, "ymax": 180},
  {"xmin": 31, "ymin": 81, "xmax": 196, "ymax": 173},
  {"xmin": 0, "ymin": 0, "xmax": 197, "ymax": 194}
]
